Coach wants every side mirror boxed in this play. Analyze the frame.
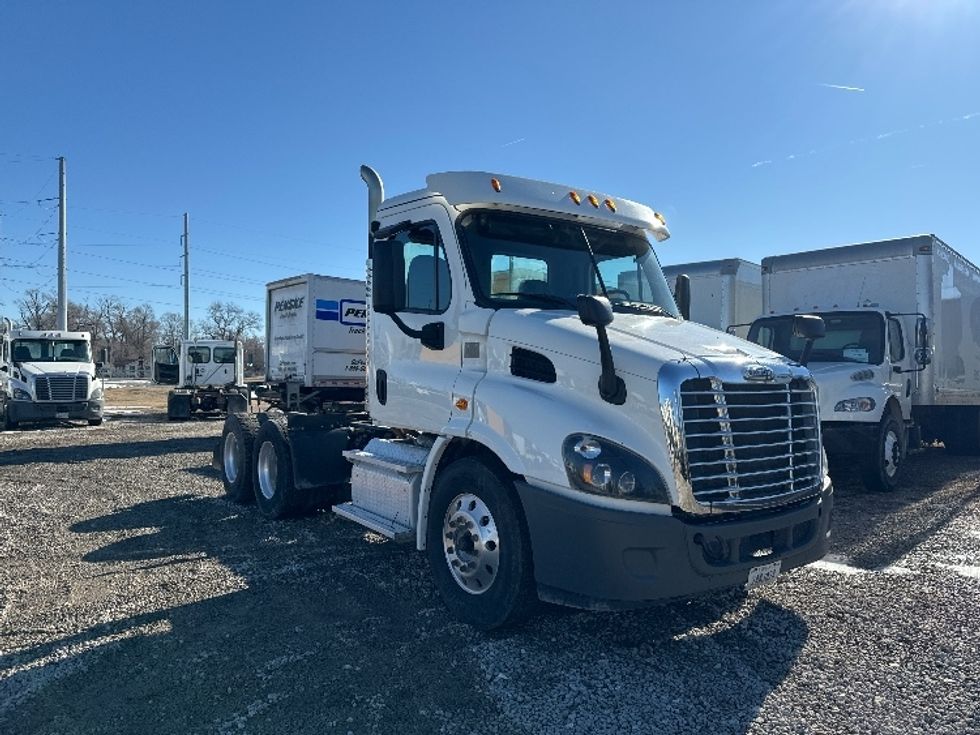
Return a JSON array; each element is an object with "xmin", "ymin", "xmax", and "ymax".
[
  {"xmin": 371, "ymin": 239, "xmax": 404, "ymax": 315},
  {"xmin": 420, "ymin": 322, "xmax": 445, "ymax": 351},
  {"xmin": 673, "ymin": 274, "xmax": 691, "ymax": 321},
  {"xmin": 914, "ymin": 347, "xmax": 932, "ymax": 366},
  {"xmin": 0, "ymin": 365, "xmax": 7, "ymax": 373},
  {"xmin": 95, "ymin": 362, "xmax": 104, "ymax": 371},
  {"xmin": 793, "ymin": 314, "xmax": 826, "ymax": 367},
  {"xmin": 577, "ymin": 294, "xmax": 614, "ymax": 328}
]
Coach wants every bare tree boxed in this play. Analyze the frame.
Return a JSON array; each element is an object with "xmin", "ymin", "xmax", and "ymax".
[
  {"xmin": 16, "ymin": 288, "xmax": 54, "ymax": 329},
  {"xmin": 158, "ymin": 312, "xmax": 183, "ymax": 347},
  {"xmin": 200, "ymin": 301, "xmax": 261, "ymax": 341}
]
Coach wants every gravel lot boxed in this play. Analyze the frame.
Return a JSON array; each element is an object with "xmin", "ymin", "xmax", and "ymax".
[{"xmin": 2, "ymin": 412, "xmax": 979, "ymax": 734}]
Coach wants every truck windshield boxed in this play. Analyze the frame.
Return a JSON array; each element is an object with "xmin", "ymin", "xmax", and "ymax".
[
  {"xmin": 11, "ymin": 339, "xmax": 91, "ymax": 363},
  {"xmin": 748, "ymin": 311, "xmax": 885, "ymax": 365},
  {"xmin": 456, "ymin": 210, "xmax": 679, "ymax": 317}
]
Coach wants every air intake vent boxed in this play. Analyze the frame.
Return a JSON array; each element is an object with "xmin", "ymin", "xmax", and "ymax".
[{"xmin": 510, "ymin": 347, "xmax": 556, "ymax": 383}]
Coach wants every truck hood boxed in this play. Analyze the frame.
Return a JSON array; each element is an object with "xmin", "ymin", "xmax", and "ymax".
[
  {"xmin": 490, "ymin": 310, "xmax": 790, "ymax": 378},
  {"xmin": 16, "ymin": 361, "xmax": 93, "ymax": 378},
  {"xmin": 803, "ymin": 361, "xmax": 885, "ymax": 420}
]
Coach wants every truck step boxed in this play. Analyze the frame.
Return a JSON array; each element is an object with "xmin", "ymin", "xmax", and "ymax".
[{"xmin": 333, "ymin": 502, "xmax": 414, "ymax": 542}]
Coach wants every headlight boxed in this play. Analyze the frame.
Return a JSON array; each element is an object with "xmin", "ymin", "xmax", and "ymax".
[
  {"xmin": 90, "ymin": 387, "xmax": 104, "ymax": 400},
  {"xmin": 562, "ymin": 434, "xmax": 670, "ymax": 503},
  {"xmin": 13, "ymin": 388, "xmax": 31, "ymax": 401},
  {"xmin": 834, "ymin": 397, "xmax": 876, "ymax": 412}
]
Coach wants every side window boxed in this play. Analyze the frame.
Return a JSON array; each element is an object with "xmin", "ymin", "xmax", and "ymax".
[
  {"xmin": 396, "ymin": 224, "xmax": 451, "ymax": 313},
  {"xmin": 888, "ymin": 318, "xmax": 905, "ymax": 362},
  {"xmin": 187, "ymin": 346, "xmax": 210, "ymax": 364},
  {"xmin": 490, "ymin": 255, "xmax": 548, "ymax": 295},
  {"xmin": 213, "ymin": 347, "xmax": 236, "ymax": 364}
]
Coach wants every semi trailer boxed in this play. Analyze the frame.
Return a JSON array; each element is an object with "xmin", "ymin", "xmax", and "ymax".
[
  {"xmin": 217, "ymin": 167, "xmax": 833, "ymax": 629},
  {"xmin": 662, "ymin": 259, "xmax": 762, "ymax": 332},
  {"xmin": 0, "ymin": 318, "xmax": 104, "ymax": 429},
  {"xmin": 155, "ymin": 339, "xmax": 249, "ymax": 420},
  {"xmin": 744, "ymin": 234, "xmax": 980, "ymax": 491}
]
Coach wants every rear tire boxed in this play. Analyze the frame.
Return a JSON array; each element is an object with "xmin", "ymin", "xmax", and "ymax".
[
  {"xmin": 252, "ymin": 417, "xmax": 307, "ymax": 519},
  {"xmin": 221, "ymin": 413, "xmax": 260, "ymax": 503},
  {"xmin": 425, "ymin": 458, "xmax": 537, "ymax": 630},
  {"xmin": 860, "ymin": 414, "xmax": 906, "ymax": 492}
]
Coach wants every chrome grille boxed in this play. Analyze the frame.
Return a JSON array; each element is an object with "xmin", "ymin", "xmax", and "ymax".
[
  {"xmin": 680, "ymin": 377, "xmax": 821, "ymax": 507},
  {"xmin": 35, "ymin": 375, "xmax": 88, "ymax": 402}
]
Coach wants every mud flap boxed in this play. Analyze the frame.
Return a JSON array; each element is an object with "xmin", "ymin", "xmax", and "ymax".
[{"xmin": 286, "ymin": 412, "xmax": 353, "ymax": 490}]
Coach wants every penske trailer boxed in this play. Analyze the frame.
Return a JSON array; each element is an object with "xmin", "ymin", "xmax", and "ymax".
[{"xmin": 216, "ymin": 168, "xmax": 833, "ymax": 629}]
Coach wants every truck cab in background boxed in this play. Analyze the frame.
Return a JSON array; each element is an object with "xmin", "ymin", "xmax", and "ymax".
[
  {"xmin": 0, "ymin": 318, "xmax": 104, "ymax": 430},
  {"xmin": 745, "ymin": 235, "xmax": 975, "ymax": 492},
  {"xmin": 662, "ymin": 258, "xmax": 762, "ymax": 332},
  {"xmin": 156, "ymin": 339, "xmax": 249, "ymax": 420}
]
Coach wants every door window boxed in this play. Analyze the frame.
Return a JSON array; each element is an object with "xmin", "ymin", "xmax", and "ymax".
[
  {"xmin": 187, "ymin": 346, "xmax": 211, "ymax": 364},
  {"xmin": 213, "ymin": 347, "xmax": 236, "ymax": 364},
  {"xmin": 393, "ymin": 224, "xmax": 451, "ymax": 313},
  {"xmin": 888, "ymin": 318, "xmax": 905, "ymax": 362}
]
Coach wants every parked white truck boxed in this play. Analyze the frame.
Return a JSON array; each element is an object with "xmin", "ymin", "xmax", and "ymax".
[
  {"xmin": 662, "ymin": 259, "xmax": 762, "ymax": 332},
  {"xmin": 0, "ymin": 318, "xmax": 104, "ymax": 429},
  {"xmin": 155, "ymin": 339, "xmax": 249, "ymax": 420},
  {"xmin": 217, "ymin": 167, "xmax": 833, "ymax": 629},
  {"xmin": 745, "ymin": 234, "xmax": 980, "ymax": 491}
]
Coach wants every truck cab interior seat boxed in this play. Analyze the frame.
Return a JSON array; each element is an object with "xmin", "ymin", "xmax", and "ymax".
[
  {"xmin": 14, "ymin": 346, "xmax": 32, "ymax": 362},
  {"xmin": 406, "ymin": 254, "xmax": 450, "ymax": 311},
  {"xmin": 518, "ymin": 279, "xmax": 550, "ymax": 295}
]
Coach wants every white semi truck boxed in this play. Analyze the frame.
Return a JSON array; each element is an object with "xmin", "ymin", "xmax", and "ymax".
[
  {"xmin": 662, "ymin": 259, "xmax": 762, "ymax": 332},
  {"xmin": 217, "ymin": 167, "xmax": 833, "ymax": 629},
  {"xmin": 0, "ymin": 318, "xmax": 104, "ymax": 429},
  {"xmin": 154, "ymin": 339, "xmax": 249, "ymax": 420},
  {"xmin": 745, "ymin": 234, "xmax": 980, "ymax": 491}
]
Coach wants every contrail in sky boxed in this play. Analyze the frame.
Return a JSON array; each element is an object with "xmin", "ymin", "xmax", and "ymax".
[
  {"xmin": 501, "ymin": 137, "xmax": 526, "ymax": 147},
  {"xmin": 818, "ymin": 83, "xmax": 865, "ymax": 92}
]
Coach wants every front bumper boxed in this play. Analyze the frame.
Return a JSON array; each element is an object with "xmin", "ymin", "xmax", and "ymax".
[
  {"xmin": 821, "ymin": 421, "xmax": 879, "ymax": 456},
  {"xmin": 6, "ymin": 399, "xmax": 104, "ymax": 423},
  {"xmin": 516, "ymin": 479, "xmax": 833, "ymax": 610}
]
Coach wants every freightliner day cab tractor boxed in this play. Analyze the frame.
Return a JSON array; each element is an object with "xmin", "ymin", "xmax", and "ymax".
[
  {"xmin": 154, "ymin": 339, "xmax": 249, "ymax": 420},
  {"xmin": 744, "ymin": 234, "xmax": 980, "ymax": 492},
  {"xmin": 218, "ymin": 167, "xmax": 833, "ymax": 629},
  {"xmin": 0, "ymin": 318, "xmax": 104, "ymax": 429}
]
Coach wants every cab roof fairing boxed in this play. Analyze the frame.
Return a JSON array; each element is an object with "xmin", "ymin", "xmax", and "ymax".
[
  {"xmin": 9, "ymin": 329, "xmax": 91, "ymax": 340},
  {"xmin": 377, "ymin": 171, "xmax": 670, "ymax": 242}
]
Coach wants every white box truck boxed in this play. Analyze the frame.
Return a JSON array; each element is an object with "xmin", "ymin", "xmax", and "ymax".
[
  {"xmin": 0, "ymin": 318, "xmax": 104, "ymax": 429},
  {"xmin": 216, "ymin": 167, "xmax": 833, "ymax": 629},
  {"xmin": 745, "ymin": 234, "xmax": 980, "ymax": 491},
  {"xmin": 662, "ymin": 259, "xmax": 762, "ymax": 332},
  {"xmin": 155, "ymin": 339, "xmax": 250, "ymax": 420}
]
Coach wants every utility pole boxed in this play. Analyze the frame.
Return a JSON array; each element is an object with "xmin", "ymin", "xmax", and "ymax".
[
  {"xmin": 57, "ymin": 156, "xmax": 67, "ymax": 330},
  {"xmin": 182, "ymin": 212, "xmax": 190, "ymax": 340}
]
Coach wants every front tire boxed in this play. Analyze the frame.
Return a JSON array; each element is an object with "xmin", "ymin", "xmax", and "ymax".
[
  {"xmin": 87, "ymin": 417, "xmax": 103, "ymax": 426},
  {"xmin": 221, "ymin": 413, "xmax": 260, "ymax": 503},
  {"xmin": 425, "ymin": 458, "xmax": 536, "ymax": 630},
  {"xmin": 860, "ymin": 414, "xmax": 906, "ymax": 492},
  {"xmin": 252, "ymin": 418, "xmax": 307, "ymax": 519},
  {"xmin": 2, "ymin": 404, "xmax": 17, "ymax": 431}
]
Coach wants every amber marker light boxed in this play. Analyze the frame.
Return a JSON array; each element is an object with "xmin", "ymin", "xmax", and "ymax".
[
  {"xmin": 654, "ymin": 211, "xmax": 667, "ymax": 225},
  {"xmin": 455, "ymin": 397, "xmax": 469, "ymax": 411},
  {"xmin": 569, "ymin": 191, "xmax": 582, "ymax": 205},
  {"xmin": 587, "ymin": 194, "xmax": 600, "ymax": 208},
  {"xmin": 604, "ymin": 198, "xmax": 616, "ymax": 212},
  {"xmin": 490, "ymin": 178, "xmax": 502, "ymax": 192}
]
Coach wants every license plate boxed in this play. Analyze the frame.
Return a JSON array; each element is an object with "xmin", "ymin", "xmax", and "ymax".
[
  {"xmin": 746, "ymin": 560, "xmax": 782, "ymax": 590},
  {"xmin": 56, "ymin": 412, "xmax": 69, "ymax": 419}
]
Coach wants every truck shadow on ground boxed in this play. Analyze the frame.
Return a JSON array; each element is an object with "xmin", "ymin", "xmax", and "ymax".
[
  {"xmin": 0, "ymin": 436, "xmax": 216, "ymax": 467},
  {"xmin": 827, "ymin": 447, "xmax": 980, "ymax": 570},
  {"xmin": 2, "ymin": 491, "xmax": 808, "ymax": 735}
]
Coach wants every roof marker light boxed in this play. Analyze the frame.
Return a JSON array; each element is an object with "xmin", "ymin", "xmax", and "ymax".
[
  {"xmin": 490, "ymin": 178, "xmax": 502, "ymax": 192},
  {"xmin": 587, "ymin": 194, "xmax": 600, "ymax": 208},
  {"xmin": 569, "ymin": 191, "xmax": 582, "ymax": 205},
  {"xmin": 604, "ymin": 198, "xmax": 616, "ymax": 212},
  {"xmin": 654, "ymin": 212, "xmax": 667, "ymax": 226}
]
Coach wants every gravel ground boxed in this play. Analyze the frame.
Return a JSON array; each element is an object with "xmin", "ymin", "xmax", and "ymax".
[{"xmin": 1, "ymin": 415, "xmax": 979, "ymax": 734}]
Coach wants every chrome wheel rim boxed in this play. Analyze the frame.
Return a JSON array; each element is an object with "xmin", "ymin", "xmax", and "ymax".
[
  {"xmin": 884, "ymin": 430, "xmax": 900, "ymax": 478},
  {"xmin": 443, "ymin": 493, "xmax": 499, "ymax": 595},
  {"xmin": 257, "ymin": 441, "xmax": 278, "ymax": 500},
  {"xmin": 223, "ymin": 432, "xmax": 240, "ymax": 484}
]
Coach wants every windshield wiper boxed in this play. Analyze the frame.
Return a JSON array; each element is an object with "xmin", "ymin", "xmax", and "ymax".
[
  {"xmin": 612, "ymin": 301, "xmax": 675, "ymax": 318},
  {"xmin": 577, "ymin": 227, "xmax": 610, "ymax": 299},
  {"xmin": 492, "ymin": 292, "xmax": 577, "ymax": 309}
]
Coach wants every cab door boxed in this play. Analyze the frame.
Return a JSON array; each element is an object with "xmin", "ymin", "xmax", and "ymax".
[
  {"xmin": 887, "ymin": 315, "xmax": 913, "ymax": 418},
  {"xmin": 369, "ymin": 203, "xmax": 463, "ymax": 433}
]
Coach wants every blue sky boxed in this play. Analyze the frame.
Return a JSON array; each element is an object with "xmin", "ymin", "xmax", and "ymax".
[{"xmin": 2, "ymin": 1, "xmax": 979, "ymax": 325}]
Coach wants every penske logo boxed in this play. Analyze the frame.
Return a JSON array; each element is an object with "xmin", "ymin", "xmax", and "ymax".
[
  {"xmin": 316, "ymin": 298, "xmax": 367, "ymax": 326},
  {"xmin": 274, "ymin": 297, "xmax": 305, "ymax": 313}
]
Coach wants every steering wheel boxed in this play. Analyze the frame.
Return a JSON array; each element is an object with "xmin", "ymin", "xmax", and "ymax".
[{"xmin": 605, "ymin": 288, "xmax": 631, "ymax": 302}]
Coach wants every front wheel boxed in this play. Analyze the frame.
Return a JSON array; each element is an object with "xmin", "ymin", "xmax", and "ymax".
[
  {"xmin": 860, "ymin": 414, "xmax": 906, "ymax": 492},
  {"xmin": 425, "ymin": 458, "xmax": 536, "ymax": 630},
  {"xmin": 87, "ymin": 417, "xmax": 103, "ymax": 427},
  {"xmin": 2, "ymin": 404, "xmax": 17, "ymax": 431}
]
